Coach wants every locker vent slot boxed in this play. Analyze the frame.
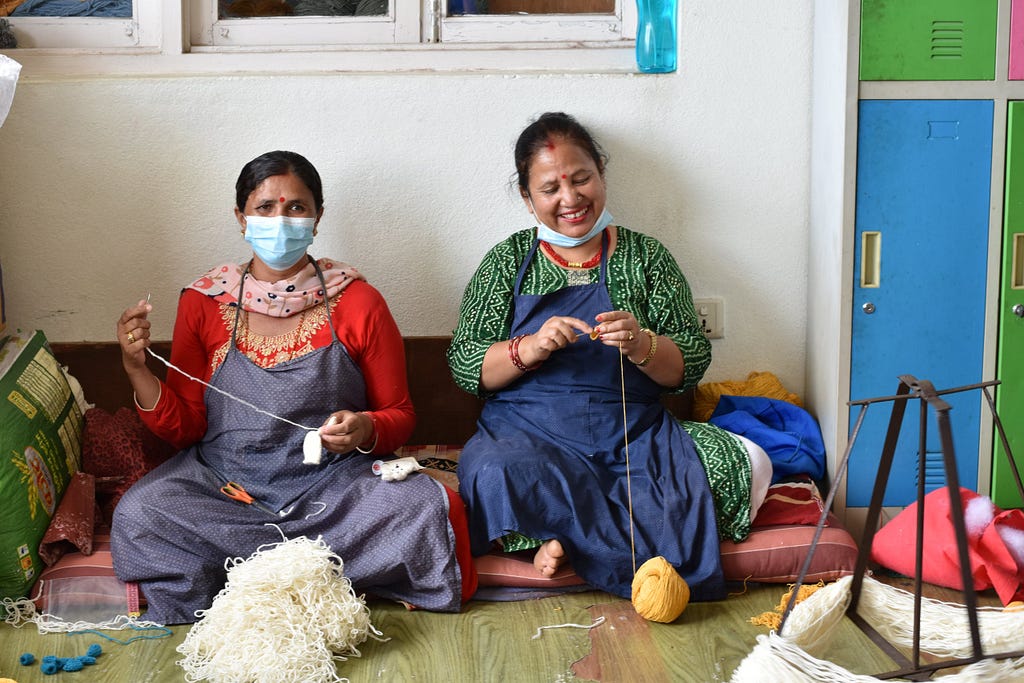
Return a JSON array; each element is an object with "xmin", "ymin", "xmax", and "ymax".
[
  {"xmin": 922, "ymin": 451, "xmax": 948, "ymax": 492},
  {"xmin": 931, "ymin": 20, "xmax": 964, "ymax": 61},
  {"xmin": 1013, "ymin": 233, "xmax": 1024, "ymax": 289}
]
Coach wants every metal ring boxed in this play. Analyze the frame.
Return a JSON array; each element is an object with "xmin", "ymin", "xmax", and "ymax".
[{"xmin": 127, "ymin": 331, "xmax": 136, "ymax": 344}]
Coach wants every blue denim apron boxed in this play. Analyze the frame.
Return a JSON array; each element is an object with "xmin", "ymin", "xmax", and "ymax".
[{"xmin": 458, "ymin": 233, "xmax": 725, "ymax": 600}]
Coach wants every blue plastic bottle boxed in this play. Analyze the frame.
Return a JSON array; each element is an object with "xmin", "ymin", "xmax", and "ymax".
[{"xmin": 635, "ymin": 0, "xmax": 678, "ymax": 73}]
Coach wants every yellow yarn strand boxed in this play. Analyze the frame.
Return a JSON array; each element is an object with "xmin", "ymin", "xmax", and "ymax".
[
  {"xmin": 618, "ymin": 340, "xmax": 690, "ymax": 623},
  {"xmin": 619, "ymin": 345, "xmax": 637, "ymax": 576}
]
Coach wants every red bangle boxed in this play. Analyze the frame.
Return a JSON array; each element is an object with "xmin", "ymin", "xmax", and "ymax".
[{"xmin": 508, "ymin": 334, "xmax": 539, "ymax": 372}]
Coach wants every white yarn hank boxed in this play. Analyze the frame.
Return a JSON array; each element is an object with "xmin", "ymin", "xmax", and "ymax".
[
  {"xmin": 177, "ymin": 535, "xmax": 382, "ymax": 683},
  {"xmin": 730, "ymin": 575, "xmax": 1024, "ymax": 683},
  {"xmin": 2, "ymin": 594, "xmax": 164, "ymax": 634}
]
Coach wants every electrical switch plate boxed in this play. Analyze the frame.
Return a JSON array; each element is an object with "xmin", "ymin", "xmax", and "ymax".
[{"xmin": 694, "ymin": 297, "xmax": 724, "ymax": 339}]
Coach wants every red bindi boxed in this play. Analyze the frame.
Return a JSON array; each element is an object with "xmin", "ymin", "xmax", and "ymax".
[
  {"xmin": 561, "ymin": 174, "xmax": 567, "ymax": 179},
  {"xmin": 279, "ymin": 196, "xmax": 286, "ymax": 203}
]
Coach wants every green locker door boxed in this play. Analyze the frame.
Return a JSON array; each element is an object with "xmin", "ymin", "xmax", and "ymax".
[
  {"xmin": 994, "ymin": 102, "xmax": 1024, "ymax": 510},
  {"xmin": 860, "ymin": 0, "xmax": 997, "ymax": 81}
]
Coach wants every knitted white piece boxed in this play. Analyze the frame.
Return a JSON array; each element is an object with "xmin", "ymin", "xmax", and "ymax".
[
  {"xmin": 730, "ymin": 575, "xmax": 1024, "ymax": 683},
  {"xmin": 177, "ymin": 535, "xmax": 381, "ymax": 683}
]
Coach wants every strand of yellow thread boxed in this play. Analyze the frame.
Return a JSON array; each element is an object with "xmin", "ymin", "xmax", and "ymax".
[{"xmin": 618, "ymin": 343, "xmax": 637, "ymax": 576}]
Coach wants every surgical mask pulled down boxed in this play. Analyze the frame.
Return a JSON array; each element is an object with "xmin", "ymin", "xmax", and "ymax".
[
  {"xmin": 243, "ymin": 215, "xmax": 315, "ymax": 270},
  {"xmin": 530, "ymin": 201, "xmax": 614, "ymax": 248}
]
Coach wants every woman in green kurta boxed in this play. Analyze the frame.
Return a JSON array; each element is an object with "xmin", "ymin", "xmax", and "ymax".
[{"xmin": 448, "ymin": 121, "xmax": 771, "ymax": 576}]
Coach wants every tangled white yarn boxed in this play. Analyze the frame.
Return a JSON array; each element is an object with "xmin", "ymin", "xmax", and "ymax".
[{"xmin": 177, "ymin": 535, "xmax": 382, "ymax": 683}]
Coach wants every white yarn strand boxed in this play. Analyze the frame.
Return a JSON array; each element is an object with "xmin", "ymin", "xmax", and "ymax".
[
  {"xmin": 2, "ymin": 593, "xmax": 164, "ymax": 634},
  {"xmin": 177, "ymin": 535, "xmax": 383, "ymax": 683},
  {"xmin": 146, "ymin": 347, "xmax": 317, "ymax": 432},
  {"xmin": 531, "ymin": 616, "xmax": 606, "ymax": 640},
  {"xmin": 730, "ymin": 575, "xmax": 1024, "ymax": 683}
]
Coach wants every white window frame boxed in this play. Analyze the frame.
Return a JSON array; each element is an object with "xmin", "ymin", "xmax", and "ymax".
[
  {"xmin": 439, "ymin": 1, "xmax": 634, "ymax": 45},
  {"xmin": 2, "ymin": 1, "xmax": 641, "ymax": 75},
  {"xmin": 0, "ymin": 0, "xmax": 160, "ymax": 50},
  {"xmin": 187, "ymin": 0, "xmax": 633, "ymax": 49},
  {"xmin": 189, "ymin": 0, "xmax": 422, "ymax": 48}
]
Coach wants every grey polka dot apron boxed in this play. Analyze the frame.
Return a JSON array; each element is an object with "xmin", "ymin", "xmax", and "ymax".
[{"xmin": 112, "ymin": 260, "xmax": 463, "ymax": 623}]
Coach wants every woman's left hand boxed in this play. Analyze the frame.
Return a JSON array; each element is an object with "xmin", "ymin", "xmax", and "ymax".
[
  {"xmin": 594, "ymin": 311, "xmax": 646, "ymax": 358},
  {"xmin": 318, "ymin": 410, "xmax": 376, "ymax": 454}
]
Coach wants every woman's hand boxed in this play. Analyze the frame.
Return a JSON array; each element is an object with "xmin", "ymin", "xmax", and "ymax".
[
  {"xmin": 593, "ymin": 310, "xmax": 646, "ymax": 359},
  {"xmin": 517, "ymin": 315, "xmax": 593, "ymax": 367},
  {"xmin": 117, "ymin": 298, "xmax": 153, "ymax": 371},
  {"xmin": 318, "ymin": 410, "xmax": 376, "ymax": 454},
  {"xmin": 116, "ymin": 298, "xmax": 162, "ymax": 410}
]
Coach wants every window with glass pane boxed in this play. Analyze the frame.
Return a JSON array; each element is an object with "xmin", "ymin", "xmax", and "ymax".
[
  {"xmin": 2, "ymin": 0, "xmax": 130, "ymax": 17},
  {"xmin": 218, "ymin": 0, "xmax": 385, "ymax": 19},
  {"xmin": 448, "ymin": 0, "xmax": 614, "ymax": 16},
  {"xmin": 0, "ymin": 0, "xmax": 157, "ymax": 49}
]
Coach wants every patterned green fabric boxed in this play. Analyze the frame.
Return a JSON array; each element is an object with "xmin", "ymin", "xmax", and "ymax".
[
  {"xmin": 446, "ymin": 226, "xmax": 711, "ymax": 397},
  {"xmin": 499, "ymin": 530, "xmax": 543, "ymax": 552},
  {"xmin": 681, "ymin": 420, "xmax": 753, "ymax": 542}
]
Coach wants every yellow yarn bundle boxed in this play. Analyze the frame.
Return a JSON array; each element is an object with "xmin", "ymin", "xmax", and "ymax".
[{"xmin": 631, "ymin": 556, "xmax": 690, "ymax": 623}]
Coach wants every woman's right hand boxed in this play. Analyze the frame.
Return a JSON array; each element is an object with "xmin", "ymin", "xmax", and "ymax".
[
  {"xmin": 117, "ymin": 298, "xmax": 153, "ymax": 373},
  {"xmin": 517, "ymin": 315, "xmax": 593, "ymax": 367}
]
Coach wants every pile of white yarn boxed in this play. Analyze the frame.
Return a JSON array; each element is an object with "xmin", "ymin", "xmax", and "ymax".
[{"xmin": 177, "ymin": 535, "xmax": 381, "ymax": 683}]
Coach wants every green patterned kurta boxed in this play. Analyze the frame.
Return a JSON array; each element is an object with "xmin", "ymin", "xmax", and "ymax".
[{"xmin": 447, "ymin": 226, "xmax": 753, "ymax": 542}]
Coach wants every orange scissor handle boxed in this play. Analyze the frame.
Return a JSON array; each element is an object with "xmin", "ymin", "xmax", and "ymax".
[{"xmin": 220, "ymin": 481, "xmax": 254, "ymax": 505}]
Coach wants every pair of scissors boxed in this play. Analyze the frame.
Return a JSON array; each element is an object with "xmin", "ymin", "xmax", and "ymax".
[{"xmin": 220, "ymin": 481, "xmax": 255, "ymax": 505}]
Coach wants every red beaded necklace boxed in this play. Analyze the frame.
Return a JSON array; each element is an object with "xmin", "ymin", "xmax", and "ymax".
[{"xmin": 540, "ymin": 230, "xmax": 605, "ymax": 269}]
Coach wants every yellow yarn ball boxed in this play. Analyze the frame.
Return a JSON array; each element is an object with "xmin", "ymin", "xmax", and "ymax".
[{"xmin": 631, "ymin": 556, "xmax": 690, "ymax": 623}]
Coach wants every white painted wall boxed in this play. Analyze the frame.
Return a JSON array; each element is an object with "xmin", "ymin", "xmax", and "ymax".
[{"xmin": 0, "ymin": 1, "xmax": 813, "ymax": 394}]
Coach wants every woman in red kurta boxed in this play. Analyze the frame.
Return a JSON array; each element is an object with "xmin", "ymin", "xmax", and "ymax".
[{"xmin": 111, "ymin": 150, "xmax": 476, "ymax": 624}]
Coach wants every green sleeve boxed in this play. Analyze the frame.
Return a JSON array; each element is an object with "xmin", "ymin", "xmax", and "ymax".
[
  {"xmin": 446, "ymin": 231, "xmax": 531, "ymax": 396},
  {"xmin": 610, "ymin": 229, "xmax": 711, "ymax": 391}
]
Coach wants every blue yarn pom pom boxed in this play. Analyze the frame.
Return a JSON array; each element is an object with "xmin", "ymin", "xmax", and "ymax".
[
  {"xmin": 79, "ymin": 655, "xmax": 97, "ymax": 665},
  {"xmin": 41, "ymin": 660, "xmax": 59, "ymax": 675},
  {"xmin": 19, "ymin": 652, "xmax": 35, "ymax": 665},
  {"xmin": 86, "ymin": 644, "xmax": 102, "ymax": 657},
  {"xmin": 63, "ymin": 658, "xmax": 85, "ymax": 672}
]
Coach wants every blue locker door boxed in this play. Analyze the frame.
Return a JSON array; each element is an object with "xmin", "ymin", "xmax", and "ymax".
[{"xmin": 849, "ymin": 99, "xmax": 992, "ymax": 507}]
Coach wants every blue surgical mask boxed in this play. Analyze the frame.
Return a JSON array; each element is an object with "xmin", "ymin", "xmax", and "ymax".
[
  {"xmin": 530, "ymin": 201, "xmax": 613, "ymax": 248},
  {"xmin": 243, "ymin": 215, "xmax": 315, "ymax": 270}
]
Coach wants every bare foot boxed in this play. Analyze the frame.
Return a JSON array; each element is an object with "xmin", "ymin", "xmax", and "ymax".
[{"xmin": 534, "ymin": 539, "xmax": 567, "ymax": 577}]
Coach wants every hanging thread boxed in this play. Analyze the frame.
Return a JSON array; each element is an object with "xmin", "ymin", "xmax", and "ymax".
[
  {"xmin": 616, "ymin": 339, "xmax": 690, "ymax": 623},
  {"xmin": 145, "ymin": 347, "xmax": 317, "ymax": 432}
]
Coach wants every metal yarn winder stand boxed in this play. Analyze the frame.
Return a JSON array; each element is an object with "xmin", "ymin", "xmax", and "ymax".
[{"xmin": 778, "ymin": 375, "xmax": 1024, "ymax": 680}]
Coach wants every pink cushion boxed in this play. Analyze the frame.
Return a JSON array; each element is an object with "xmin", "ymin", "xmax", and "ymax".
[{"xmin": 721, "ymin": 514, "xmax": 859, "ymax": 583}]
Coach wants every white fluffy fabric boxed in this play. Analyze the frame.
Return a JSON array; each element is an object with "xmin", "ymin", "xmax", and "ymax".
[
  {"xmin": 177, "ymin": 535, "xmax": 381, "ymax": 683},
  {"xmin": 731, "ymin": 575, "xmax": 1024, "ymax": 683}
]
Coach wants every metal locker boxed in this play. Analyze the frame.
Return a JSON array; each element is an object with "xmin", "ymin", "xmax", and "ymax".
[
  {"xmin": 992, "ymin": 101, "xmax": 1024, "ymax": 509},
  {"xmin": 860, "ymin": 0, "xmax": 997, "ymax": 81},
  {"xmin": 849, "ymin": 99, "xmax": 992, "ymax": 507}
]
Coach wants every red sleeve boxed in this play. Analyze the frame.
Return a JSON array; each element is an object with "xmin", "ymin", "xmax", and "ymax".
[
  {"xmin": 137, "ymin": 290, "xmax": 226, "ymax": 449},
  {"xmin": 328, "ymin": 281, "xmax": 416, "ymax": 454}
]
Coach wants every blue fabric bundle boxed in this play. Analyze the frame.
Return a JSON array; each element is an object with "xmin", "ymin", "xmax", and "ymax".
[{"xmin": 709, "ymin": 395, "xmax": 826, "ymax": 483}]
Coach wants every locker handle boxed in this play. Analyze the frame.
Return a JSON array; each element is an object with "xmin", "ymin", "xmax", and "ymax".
[
  {"xmin": 861, "ymin": 231, "xmax": 881, "ymax": 288},
  {"xmin": 1013, "ymin": 233, "xmax": 1024, "ymax": 290}
]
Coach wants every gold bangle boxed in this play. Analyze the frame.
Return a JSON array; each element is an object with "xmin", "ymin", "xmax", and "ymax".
[{"xmin": 631, "ymin": 328, "xmax": 658, "ymax": 367}]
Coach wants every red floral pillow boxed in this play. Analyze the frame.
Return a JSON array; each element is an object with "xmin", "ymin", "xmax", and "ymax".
[{"xmin": 81, "ymin": 407, "xmax": 175, "ymax": 525}]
